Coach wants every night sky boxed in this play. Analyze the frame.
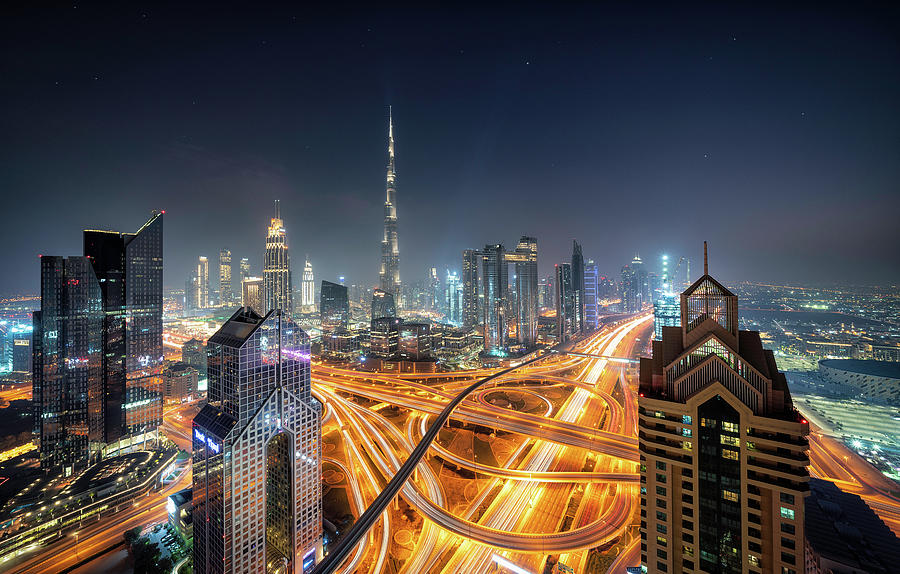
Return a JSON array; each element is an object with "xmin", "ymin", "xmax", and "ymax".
[{"xmin": 2, "ymin": 3, "xmax": 898, "ymax": 294}]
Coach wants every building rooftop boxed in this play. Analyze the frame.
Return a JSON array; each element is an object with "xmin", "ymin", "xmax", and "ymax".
[
  {"xmin": 169, "ymin": 487, "xmax": 193, "ymax": 507},
  {"xmin": 819, "ymin": 359, "xmax": 900, "ymax": 379},
  {"xmin": 805, "ymin": 478, "xmax": 900, "ymax": 573}
]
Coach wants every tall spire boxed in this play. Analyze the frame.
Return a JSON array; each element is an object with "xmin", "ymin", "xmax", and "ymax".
[
  {"xmin": 703, "ymin": 241, "xmax": 708, "ymax": 275},
  {"xmin": 275, "ymin": 199, "xmax": 281, "ymax": 220},
  {"xmin": 380, "ymin": 106, "xmax": 401, "ymax": 303}
]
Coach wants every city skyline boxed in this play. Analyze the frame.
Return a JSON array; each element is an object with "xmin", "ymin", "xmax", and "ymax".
[{"xmin": 2, "ymin": 4, "xmax": 899, "ymax": 296}]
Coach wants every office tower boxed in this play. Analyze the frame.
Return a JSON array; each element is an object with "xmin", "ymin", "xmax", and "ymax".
[
  {"xmin": 11, "ymin": 332, "xmax": 31, "ymax": 372},
  {"xmin": 162, "ymin": 362, "xmax": 197, "ymax": 404},
  {"xmin": 219, "ymin": 249, "xmax": 232, "ymax": 306},
  {"xmin": 181, "ymin": 338, "xmax": 208, "ymax": 379},
  {"xmin": 192, "ymin": 308, "xmax": 321, "ymax": 574},
  {"xmin": 654, "ymin": 254, "xmax": 680, "ymax": 340},
  {"xmin": 538, "ymin": 274, "xmax": 552, "ymax": 309},
  {"xmin": 584, "ymin": 260, "xmax": 599, "ymax": 330},
  {"xmin": 622, "ymin": 254, "xmax": 646, "ymax": 313},
  {"xmin": 638, "ymin": 246, "xmax": 808, "ymax": 574},
  {"xmin": 301, "ymin": 257, "xmax": 315, "ymax": 311},
  {"xmin": 264, "ymin": 200, "xmax": 293, "ymax": 315},
  {"xmin": 379, "ymin": 108, "xmax": 401, "ymax": 302},
  {"xmin": 320, "ymin": 280, "xmax": 349, "ymax": 332},
  {"xmin": 240, "ymin": 257, "xmax": 251, "ymax": 280},
  {"xmin": 481, "ymin": 244, "xmax": 507, "ymax": 354},
  {"xmin": 185, "ymin": 275, "xmax": 199, "ymax": 311},
  {"xmin": 555, "ymin": 263, "xmax": 574, "ymax": 342},
  {"xmin": 197, "ymin": 256, "xmax": 210, "ymax": 309},
  {"xmin": 371, "ymin": 289, "xmax": 396, "ymax": 320},
  {"xmin": 427, "ymin": 267, "xmax": 440, "ymax": 311},
  {"xmin": 400, "ymin": 322, "xmax": 431, "ymax": 361},
  {"xmin": 445, "ymin": 271, "xmax": 462, "ymax": 325},
  {"xmin": 571, "ymin": 240, "xmax": 585, "ymax": 334},
  {"xmin": 370, "ymin": 317, "xmax": 401, "ymax": 358},
  {"xmin": 241, "ymin": 277, "xmax": 264, "ymax": 314},
  {"xmin": 511, "ymin": 236, "xmax": 538, "ymax": 347},
  {"xmin": 462, "ymin": 249, "xmax": 481, "ymax": 329},
  {"xmin": 83, "ymin": 211, "xmax": 164, "ymax": 443},
  {"xmin": 33, "ymin": 256, "xmax": 104, "ymax": 471}
]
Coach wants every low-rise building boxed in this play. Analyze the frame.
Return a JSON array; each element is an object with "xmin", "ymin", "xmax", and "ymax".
[
  {"xmin": 163, "ymin": 362, "xmax": 197, "ymax": 403},
  {"xmin": 818, "ymin": 359, "xmax": 900, "ymax": 406},
  {"xmin": 167, "ymin": 487, "xmax": 193, "ymax": 543}
]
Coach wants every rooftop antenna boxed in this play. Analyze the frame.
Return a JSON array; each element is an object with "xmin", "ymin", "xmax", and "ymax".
[
  {"xmin": 703, "ymin": 241, "xmax": 708, "ymax": 275},
  {"xmin": 275, "ymin": 199, "xmax": 281, "ymax": 220}
]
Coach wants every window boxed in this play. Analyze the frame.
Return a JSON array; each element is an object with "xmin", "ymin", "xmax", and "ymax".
[
  {"xmin": 657, "ymin": 535, "xmax": 667, "ymax": 546},
  {"xmin": 721, "ymin": 435, "xmax": 740, "ymax": 446},
  {"xmin": 656, "ymin": 461, "xmax": 667, "ymax": 470},
  {"xmin": 682, "ymin": 428, "xmax": 692, "ymax": 437},
  {"xmin": 781, "ymin": 537, "xmax": 795, "ymax": 550},
  {"xmin": 748, "ymin": 555, "xmax": 760, "ymax": 566},
  {"xmin": 722, "ymin": 449, "xmax": 739, "ymax": 461},
  {"xmin": 657, "ymin": 499, "xmax": 667, "ymax": 509},
  {"xmin": 780, "ymin": 507, "xmax": 795, "ymax": 520},
  {"xmin": 654, "ymin": 411, "xmax": 665, "ymax": 419},
  {"xmin": 657, "ymin": 523, "xmax": 667, "ymax": 534},
  {"xmin": 682, "ymin": 545, "xmax": 693, "ymax": 557},
  {"xmin": 682, "ymin": 441, "xmax": 693, "ymax": 450},
  {"xmin": 700, "ymin": 418, "xmax": 716, "ymax": 428},
  {"xmin": 657, "ymin": 473, "xmax": 667, "ymax": 483},
  {"xmin": 656, "ymin": 486, "xmax": 666, "ymax": 496},
  {"xmin": 657, "ymin": 549, "xmax": 667, "ymax": 559},
  {"xmin": 781, "ymin": 568, "xmax": 796, "ymax": 574},
  {"xmin": 682, "ymin": 415, "xmax": 692, "ymax": 424},
  {"xmin": 780, "ymin": 523, "xmax": 795, "ymax": 535},
  {"xmin": 747, "ymin": 441, "xmax": 756, "ymax": 450},
  {"xmin": 780, "ymin": 493, "xmax": 795, "ymax": 505},
  {"xmin": 722, "ymin": 421, "xmax": 739, "ymax": 433},
  {"xmin": 781, "ymin": 552, "xmax": 795, "ymax": 565},
  {"xmin": 656, "ymin": 511, "xmax": 667, "ymax": 521},
  {"xmin": 640, "ymin": 463, "xmax": 647, "ymax": 472},
  {"xmin": 722, "ymin": 489, "xmax": 739, "ymax": 502},
  {"xmin": 657, "ymin": 561, "xmax": 667, "ymax": 572},
  {"xmin": 640, "ymin": 486, "xmax": 647, "ymax": 495}
]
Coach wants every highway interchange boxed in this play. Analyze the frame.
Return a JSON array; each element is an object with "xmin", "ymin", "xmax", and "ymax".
[{"xmin": 4, "ymin": 314, "xmax": 900, "ymax": 573}]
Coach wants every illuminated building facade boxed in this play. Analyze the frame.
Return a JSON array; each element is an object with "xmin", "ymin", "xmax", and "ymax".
[
  {"xmin": 242, "ymin": 277, "xmax": 264, "ymax": 315},
  {"xmin": 639, "ymin": 248, "xmax": 809, "ymax": 574},
  {"xmin": 264, "ymin": 200, "xmax": 293, "ymax": 315},
  {"xmin": 320, "ymin": 281, "xmax": 349, "ymax": 332},
  {"xmin": 481, "ymin": 244, "xmax": 507, "ymax": 354},
  {"xmin": 370, "ymin": 317, "xmax": 401, "ymax": 358},
  {"xmin": 555, "ymin": 263, "xmax": 574, "ymax": 342},
  {"xmin": 445, "ymin": 271, "xmax": 462, "ymax": 325},
  {"xmin": 400, "ymin": 322, "xmax": 431, "ymax": 361},
  {"xmin": 510, "ymin": 236, "xmax": 538, "ymax": 347},
  {"xmin": 301, "ymin": 258, "xmax": 315, "ymax": 311},
  {"xmin": 240, "ymin": 257, "xmax": 251, "ymax": 280},
  {"xmin": 461, "ymin": 249, "xmax": 480, "ymax": 329},
  {"xmin": 192, "ymin": 308, "xmax": 321, "ymax": 574},
  {"xmin": 83, "ymin": 211, "xmax": 164, "ymax": 443},
  {"xmin": 571, "ymin": 240, "xmax": 585, "ymax": 334},
  {"xmin": 371, "ymin": 288, "xmax": 396, "ymax": 320},
  {"xmin": 197, "ymin": 256, "xmax": 210, "ymax": 309},
  {"xmin": 379, "ymin": 108, "xmax": 401, "ymax": 303},
  {"xmin": 622, "ymin": 254, "xmax": 647, "ymax": 313},
  {"xmin": 584, "ymin": 260, "xmax": 599, "ymax": 330},
  {"xmin": 219, "ymin": 249, "xmax": 232, "ymax": 306},
  {"xmin": 11, "ymin": 330, "xmax": 31, "ymax": 372},
  {"xmin": 33, "ymin": 256, "xmax": 104, "ymax": 471}
]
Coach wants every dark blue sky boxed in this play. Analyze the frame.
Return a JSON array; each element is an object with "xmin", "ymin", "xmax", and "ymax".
[{"xmin": 2, "ymin": 3, "xmax": 898, "ymax": 294}]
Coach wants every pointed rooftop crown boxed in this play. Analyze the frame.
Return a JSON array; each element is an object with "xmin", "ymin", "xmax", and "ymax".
[{"xmin": 681, "ymin": 242, "xmax": 739, "ymax": 349}]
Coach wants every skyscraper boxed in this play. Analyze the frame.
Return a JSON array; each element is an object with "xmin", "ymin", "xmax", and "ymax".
[
  {"xmin": 240, "ymin": 257, "xmax": 251, "ymax": 280},
  {"xmin": 371, "ymin": 288, "xmax": 396, "ymax": 320},
  {"xmin": 571, "ymin": 240, "xmax": 585, "ymax": 334},
  {"xmin": 654, "ymin": 255, "xmax": 680, "ymax": 340},
  {"xmin": 33, "ymin": 256, "xmax": 104, "ymax": 471},
  {"xmin": 481, "ymin": 244, "xmax": 507, "ymax": 354},
  {"xmin": 555, "ymin": 263, "xmax": 574, "ymax": 342},
  {"xmin": 219, "ymin": 249, "xmax": 232, "ymax": 306},
  {"xmin": 584, "ymin": 260, "xmax": 599, "ymax": 330},
  {"xmin": 320, "ymin": 280, "xmax": 349, "ymax": 332},
  {"xmin": 264, "ymin": 200, "xmax": 293, "ymax": 315},
  {"xmin": 241, "ymin": 277, "xmax": 264, "ymax": 314},
  {"xmin": 192, "ymin": 308, "xmax": 321, "ymax": 574},
  {"xmin": 639, "ymin": 246, "xmax": 809, "ymax": 574},
  {"xmin": 461, "ymin": 249, "xmax": 480, "ymax": 329},
  {"xmin": 301, "ymin": 257, "xmax": 315, "ymax": 311},
  {"xmin": 379, "ymin": 108, "xmax": 401, "ymax": 302},
  {"xmin": 511, "ymin": 236, "xmax": 538, "ymax": 347},
  {"xmin": 622, "ymin": 254, "xmax": 646, "ymax": 313},
  {"xmin": 83, "ymin": 212, "xmax": 164, "ymax": 444},
  {"xmin": 197, "ymin": 256, "xmax": 210, "ymax": 309},
  {"xmin": 445, "ymin": 271, "xmax": 462, "ymax": 325}
]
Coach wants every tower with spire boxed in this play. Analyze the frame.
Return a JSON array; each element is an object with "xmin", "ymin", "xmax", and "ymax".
[
  {"xmin": 264, "ymin": 200, "xmax": 293, "ymax": 315},
  {"xmin": 379, "ymin": 107, "xmax": 401, "ymax": 305}
]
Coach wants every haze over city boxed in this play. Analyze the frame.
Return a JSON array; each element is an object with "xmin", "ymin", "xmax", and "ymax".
[{"xmin": 2, "ymin": 3, "xmax": 899, "ymax": 294}]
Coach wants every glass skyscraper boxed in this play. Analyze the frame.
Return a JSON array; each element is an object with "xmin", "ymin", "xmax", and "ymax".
[
  {"xmin": 192, "ymin": 308, "xmax": 322, "ymax": 573},
  {"xmin": 571, "ymin": 240, "xmax": 585, "ymax": 334},
  {"xmin": 264, "ymin": 200, "xmax": 293, "ymax": 315},
  {"xmin": 481, "ymin": 244, "xmax": 507, "ymax": 354},
  {"xmin": 584, "ymin": 260, "xmax": 599, "ymax": 330},
  {"xmin": 371, "ymin": 288, "xmax": 396, "ymax": 320},
  {"xmin": 461, "ymin": 249, "xmax": 480, "ymax": 329},
  {"xmin": 320, "ymin": 281, "xmax": 349, "ymax": 332},
  {"xmin": 511, "ymin": 236, "xmax": 538, "ymax": 347},
  {"xmin": 555, "ymin": 263, "xmax": 574, "ymax": 342},
  {"xmin": 219, "ymin": 249, "xmax": 233, "ymax": 306}
]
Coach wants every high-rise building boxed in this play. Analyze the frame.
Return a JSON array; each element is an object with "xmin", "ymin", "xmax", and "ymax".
[
  {"xmin": 445, "ymin": 271, "xmax": 462, "ymax": 325},
  {"xmin": 510, "ymin": 236, "xmax": 538, "ymax": 347},
  {"xmin": 622, "ymin": 254, "xmax": 647, "ymax": 313},
  {"xmin": 427, "ymin": 267, "xmax": 440, "ymax": 311},
  {"xmin": 371, "ymin": 289, "xmax": 396, "ymax": 320},
  {"xmin": 219, "ymin": 249, "xmax": 232, "ymax": 306},
  {"xmin": 11, "ymin": 332, "xmax": 31, "ymax": 373},
  {"xmin": 320, "ymin": 280, "xmax": 349, "ymax": 332},
  {"xmin": 370, "ymin": 317, "xmax": 401, "ymax": 358},
  {"xmin": 654, "ymin": 255, "xmax": 680, "ymax": 340},
  {"xmin": 192, "ymin": 308, "xmax": 321, "ymax": 574},
  {"xmin": 264, "ymin": 200, "xmax": 293, "ymax": 315},
  {"xmin": 584, "ymin": 260, "xmax": 599, "ymax": 330},
  {"xmin": 571, "ymin": 240, "xmax": 585, "ymax": 334},
  {"xmin": 240, "ymin": 257, "xmax": 251, "ymax": 280},
  {"xmin": 481, "ymin": 244, "xmax": 508, "ymax": 354},
  {"xmin": 181, "ymin": 338, "xmax": 207, "ymax": 379},
  {"xmin": 241, "ymin": 277, "xmax": 264, "ymax": 315},
  {"xmin": 555, "ymin": 263, "xmax": 574, "ymax": 342},
  {"xmin": 461, "ymin": 249, "xmax": 480, "ymax": 329},
  {"xmin": 638, "ymin": 246, "xmax": 809, "ymax": 574},
  {"xmin": 301, "ymin": 257, "xmax": 315, "ymax": 311},
  {"xmin": 33, "ymin": 256, "xmax": 104, "ymax": 471},
  {"xmin": 379, "ymin": 108, "xmax": 401, "ymax": 303},
  {"xmin": 83, "ymin": 212, "xmax": 164, "ymax": 443},
  {"xmin": 400, "ymin": 322, "xmax": 432, "ymax": 361},
  {"xmin": 197, "ymin": 256, "xmax": 210, "ymax": 309},
  {"xmin": 538, "ymin": 274, "xmax": 552, "ymax": 309}
]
